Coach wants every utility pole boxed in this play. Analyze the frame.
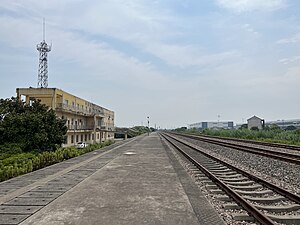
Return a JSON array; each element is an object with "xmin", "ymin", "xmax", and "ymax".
[{"xmin": 147, "ymin": 116, "xmax": 150, "ymax": 136}]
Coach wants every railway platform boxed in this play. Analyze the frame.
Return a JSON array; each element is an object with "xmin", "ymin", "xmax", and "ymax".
[{"xmin": 0, "ymin": 133, "xmax": 224, "ymax": 225}]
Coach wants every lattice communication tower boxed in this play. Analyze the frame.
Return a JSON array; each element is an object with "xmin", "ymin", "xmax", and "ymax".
[{"xmin": 37, "ymin": 19, "xmax": 51, "ymax": 88}]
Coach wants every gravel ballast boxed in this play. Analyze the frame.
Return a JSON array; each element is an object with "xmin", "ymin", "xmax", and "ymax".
[{"xmin": 178, "ymin": 135, "xmax": 300, "ymax": 196}]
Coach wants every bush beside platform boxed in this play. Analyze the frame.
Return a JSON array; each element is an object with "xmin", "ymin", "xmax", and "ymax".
[{"xmin": 0, "ymin": 140, "xmax": 114, "ymax": 182}]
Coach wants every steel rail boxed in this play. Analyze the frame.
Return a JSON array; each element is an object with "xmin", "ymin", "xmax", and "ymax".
[
  {"xmin": 172, "ymin": 132, "xmax": 300, "ymax": 165},
  {"xmin": 162, "ymin": 132, "xmax": 300, "ymax": 204},
  {"xmin": 161, "ymin": 133, "xmax": 276, "ymax": 225},
  {"xmin": 199, "ymin": 133, "xmax": 300, "ymax": 151}
]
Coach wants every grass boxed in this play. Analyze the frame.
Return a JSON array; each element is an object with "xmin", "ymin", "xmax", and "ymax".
[{"xmin": 186, "ymin": 128, "xmax": 300, "ymax": 146}]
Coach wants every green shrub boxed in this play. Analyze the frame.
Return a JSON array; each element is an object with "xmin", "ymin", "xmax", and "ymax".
[
  {"xmin": 0, "ymin": 140, "xmax": 115, "ymax": 182},
  {"xmin": 250, "ymin": 127, "xmax": 259, "ymax": 131},
  {"xmin": 32, "ymin": 157, "xmax": 41, "ymax": 170},
  {"xmin": 0, "ymin": 143, "xmax": 23, "ymax": 160}
]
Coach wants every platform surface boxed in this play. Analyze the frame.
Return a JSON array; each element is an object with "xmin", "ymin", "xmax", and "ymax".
[{"xmin": 0, "ymin": 133, "xmax": 224, "ymax": 225}]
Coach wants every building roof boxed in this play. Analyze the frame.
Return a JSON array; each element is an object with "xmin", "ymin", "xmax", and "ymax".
[
  {"xmin": 17, "ymin": 87, "xmax": 113, "ymax": 113},
  {"xmin": 247, "ymin": 115, "xmax": 263, "ymax": 121}
]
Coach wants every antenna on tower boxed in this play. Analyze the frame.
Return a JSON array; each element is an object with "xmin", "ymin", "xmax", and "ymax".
[
  {"xmin": 37, "ymin": 18, "xmax": 51, "ymax": 88},
  {"xmin": 43, "ymin": 17, "xmax": 45, "ymax": 41}
]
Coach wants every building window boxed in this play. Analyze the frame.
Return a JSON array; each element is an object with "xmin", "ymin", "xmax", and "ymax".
[
  {"xmin": 81, "ymin": 134, "xmax": 83, "ymax": 142},
  {"xmin": 85, "ymin": 134, "xmax": 87, "ymax": 141},
  {"xmin": 89, "ymin": 134, "xmax": 91, "ymax": 140},
  {"xmin": 97, "ymin": 133, "xmax": 99, "ymax": 139},
  {"xmin": 71, "ymin": 135, "xmax": 74, "ymax": 144},
  {"xmin": 29, "ymin": 97, "xmax": 35, "ymax": 106},
  {"xmin": 92, "ymin": 134, "xmax": 94, "ymax": 140},
  {"xmin": 76, "ymin": 135, "xmax": 79, "ymax": 143}
]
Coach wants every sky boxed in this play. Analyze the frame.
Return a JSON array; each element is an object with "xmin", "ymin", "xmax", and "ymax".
[{"xmin": 0, "ymin": 0, "xmax": 300, "ymax": 128}]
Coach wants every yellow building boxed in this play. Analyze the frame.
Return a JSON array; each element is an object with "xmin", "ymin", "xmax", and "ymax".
[{"xmin": 16, "ymin": 88, "xmax": 114, "ymax": 147}]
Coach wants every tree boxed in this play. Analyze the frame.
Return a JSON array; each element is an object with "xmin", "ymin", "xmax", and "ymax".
[
  {"xmin": 239, "ymin": 124, "xmax": 248, "ymax": 129},
  {"xmin": 268, "ymin": 124, "xmax": 281, "ymax": 131},
  {"xmin": 250, "ymin": 126, "xmax": 259, "ymax": 131},
  {"xmin": 0, "ymin": 97, "xmax": 67, "ymax": 151},
  {"xmin": 150, "ymin": 127, "xmax": 156, "ymax": 132},
  {"xmin": 174, "ymin": 127, "xmax": 187, "ymax": 132},
  {"xmin": 285, "ymin": 125, "xmax": 297, "ymax": 131}
]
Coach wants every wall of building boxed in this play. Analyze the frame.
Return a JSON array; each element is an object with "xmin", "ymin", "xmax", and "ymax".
[
  {"xmin": 247, "ymin": 117, "xmax": 263, "ymax": 130},
  {"xmin": 17, "ymin": 88, "xmax": 55, "ymax": 108},
  {"xmin": 188, "ymin": 121, "xmax": 234, "ymax": 129},
  {"xmin": 265, "ymin": 119, "xmax": 300, "ymax": 129},
  {"xmin": 17, "ymin": 88, "xmax": 115, "ymax": 147}
]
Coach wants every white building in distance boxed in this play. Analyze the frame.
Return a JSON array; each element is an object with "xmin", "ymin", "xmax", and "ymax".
[
  {"xmin": 247, "ymin": 116, "xmax": 265, "ymax": 130},
  {"xmin": 188, "ymin": 121, "xmax": 234, "ymax": 130}
]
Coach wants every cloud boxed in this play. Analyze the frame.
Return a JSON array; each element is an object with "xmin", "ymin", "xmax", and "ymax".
[
  {"xmin": 0, "ymin": 13, "xmax": 178, "ymax": 92},
  {"xmin": 242, "ymin": 24, "xmax": 259, "ymax": 36},
  {"xmin": 277, "ymin": 33, "xmax": 300, "ymax": 44},
  {"xmin": 27, "ymin": 1, "xmax": 238, "ymax": 71},
  {"xmin": 279, "ymin": 56, "xmax": 300, "ymax": 64},
  {"xmin": 144, "ymin": 44, "xmax": 239, "ymax": 68},
  {"xmin": 0, "ymin": 1, "xmax": 241, "ymax": 70},
  {"xmin": 1, "ymin": 0, "xmax": 299, "ymax": 127},
  {"xmin": 215, "ymin": 0, "xmax": 286, "ymax": 13}
]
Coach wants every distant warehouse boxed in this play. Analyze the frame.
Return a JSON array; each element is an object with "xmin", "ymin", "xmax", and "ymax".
[
  {"xmin": 188, "ymin": 121, "xmax": 234, "ymax": 130},
  {"xmin": 265, "ymin": 119, "xmax": 300, "ymax": 129},
  {"xmin": 16, "ymin": 88, "xmax": 115, "ymax": 147}
]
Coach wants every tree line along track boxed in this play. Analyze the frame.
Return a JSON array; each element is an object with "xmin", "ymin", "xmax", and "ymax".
[
  {"xmin": 171, "ymin": 132, "xmax": 300, "ymax": 165},
  {"xmin": 160, "ymin": 132, "xmax": 300, "ymax": 225}
]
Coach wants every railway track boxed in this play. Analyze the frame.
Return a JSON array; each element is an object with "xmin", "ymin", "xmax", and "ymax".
[
  {"xmin": 198, "ymin": 134, "xmax": 300, "ymax": 151},
  {"xmin": 161, "ymin": 132, "xmax": 300, "ymax": 225},
  {"xmin": 171, "ymin": 132, "xmax": 300, "ymax": 165}
]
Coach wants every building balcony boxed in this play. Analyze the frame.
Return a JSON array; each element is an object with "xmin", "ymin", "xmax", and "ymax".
[
  {"xmin": 56, "ymin": 103, "xmax": 104, "ymax": 117},
  {"xmin": 95, "ymin": 124, "xmax": 107, "ymax": 131},
  {"xmin": 107, "ymin": 125, "xmax": 115, "ymax": 131},
  {"xmin": 97, "ymin": 125, "xmax": 115, "ymax": 131},
  {"xmin": 67, "ymin": 124, "xmax": 94, "ymax": 131}
]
